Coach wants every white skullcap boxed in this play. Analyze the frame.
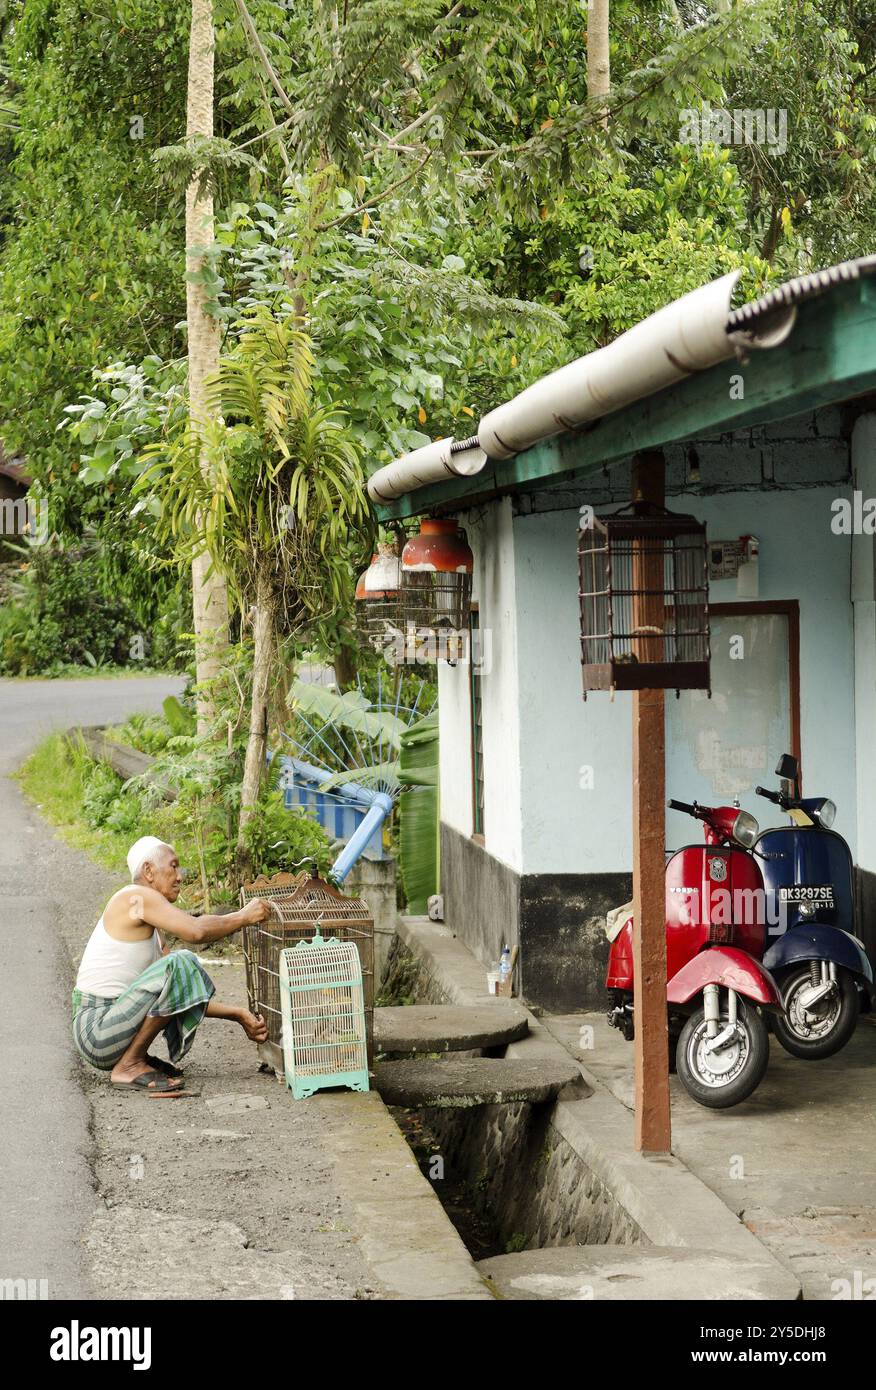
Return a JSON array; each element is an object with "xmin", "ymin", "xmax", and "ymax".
[{"xmin": 127, "ymin": 836, "xmax": 170, "ymax": 880}]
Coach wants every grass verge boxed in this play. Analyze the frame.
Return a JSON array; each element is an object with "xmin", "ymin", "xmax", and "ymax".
[
  {"xmin": 17, "ymin": 731, "xmax": 242, "ymax": 958},
  {"xmin": 5, "ymin": 665, "xmax": 175, "ymax": 681},
  {"xmin": 16, "ymin": 731, "xmax": 131, "ymax": 873}
]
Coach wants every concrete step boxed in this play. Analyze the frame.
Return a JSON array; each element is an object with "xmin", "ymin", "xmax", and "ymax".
[
  {"xmin": 374, "ymin": 1055, "xmax": 579, "ymax": 1108},
  {"xmin": 374, "ymin": 1003, "xmax": 528, "ymax": 1055},
  {"xmin": 478, "ymin": 1245, "xmax": 788, "ymax": 1301}
]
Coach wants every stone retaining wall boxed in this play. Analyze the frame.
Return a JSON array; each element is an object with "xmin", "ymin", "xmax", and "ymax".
[
  {"xmin": 379, "ymin": 932, "xmax": 453, "ymax": 1007},
  {"xmin": 423, "ymin": 1102, "xmax": 644, "ymax": 1250}
]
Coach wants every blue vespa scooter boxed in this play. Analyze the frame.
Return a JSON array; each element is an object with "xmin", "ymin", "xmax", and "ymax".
[{"xmin": 754, "ymin": 753, "xmax": 872, "ymax": 1059}]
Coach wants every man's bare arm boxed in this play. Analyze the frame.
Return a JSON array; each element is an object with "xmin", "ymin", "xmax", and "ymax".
[{"xmin": 127, "ymin": 887, "xmax": 270, "ymax": 944}]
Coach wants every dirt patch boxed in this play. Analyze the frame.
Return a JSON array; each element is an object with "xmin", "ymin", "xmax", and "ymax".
[{"xmin": 81, "ymin": 962, "xmax": 380, "ymax": 1299}]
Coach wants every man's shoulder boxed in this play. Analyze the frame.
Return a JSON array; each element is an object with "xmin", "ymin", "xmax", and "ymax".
[{"xmin": 105, "ymin": 883, "xmax": 162, "ymax": 923}]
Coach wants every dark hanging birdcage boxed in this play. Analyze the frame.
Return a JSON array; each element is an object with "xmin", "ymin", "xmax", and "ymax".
[
  {"xmin": 578, "ymin": 506, "xmax": 710, "ymax": 694},
  {"xmin": 399, "ymin": 518, "xmax": 473, "ymax": 633}
]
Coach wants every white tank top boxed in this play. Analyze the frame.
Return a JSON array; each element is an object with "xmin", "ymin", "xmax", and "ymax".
[{"xmin": 75, "ymin": 916, "xmax": 162, "ymax": 998}]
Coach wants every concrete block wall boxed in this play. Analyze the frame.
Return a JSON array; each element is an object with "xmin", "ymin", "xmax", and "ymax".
[{"xmin": 522, "ymin": 408, "xmax": 850, "ymax": 511}]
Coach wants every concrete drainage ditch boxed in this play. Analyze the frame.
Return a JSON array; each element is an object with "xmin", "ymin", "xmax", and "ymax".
[
  {"xmin": 375, "ymin": 939, "xmax": 649, "ymax": 1296},
  {"xmin": 395, "ymin": 1086, "xmax": 645, "ymax": 1255},
  {"xmin": 370, "ymin": 920, "xmax": 803, "ymax": 1301}
]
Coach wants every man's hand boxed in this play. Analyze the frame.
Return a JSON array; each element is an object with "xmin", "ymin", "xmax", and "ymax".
[
  {"xmin": 242, "ymin": 898, "xmax": 272, "ymax": 925},
  {"xmin": 240, "ymin": 1010, "xmax": 269, "ymax": 1042}
]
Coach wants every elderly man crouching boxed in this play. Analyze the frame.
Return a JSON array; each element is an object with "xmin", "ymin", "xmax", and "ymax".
[{"xmin": 72, "ymin": 836, "xmax": 270, "ymax": 1096}]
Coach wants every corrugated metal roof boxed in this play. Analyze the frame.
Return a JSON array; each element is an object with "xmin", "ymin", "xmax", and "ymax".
[{"xmin": 726, "ymin": 255, "xmax": 876, "ymax": 332}]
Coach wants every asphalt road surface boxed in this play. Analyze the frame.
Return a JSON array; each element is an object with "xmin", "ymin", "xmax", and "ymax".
[{"xmin": 0, "ymin": 675, "xmax": 184, "ymax": 1298}]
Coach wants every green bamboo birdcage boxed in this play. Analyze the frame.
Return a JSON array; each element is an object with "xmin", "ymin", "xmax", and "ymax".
[{"xmin": 279, "ymin": 932, "xmax": 369, "ymax": 1100}]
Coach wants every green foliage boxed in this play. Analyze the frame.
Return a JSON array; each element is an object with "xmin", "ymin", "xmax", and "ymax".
[
  {"xmin": 133, "ymin": 307, "xmax": 370, "ymax": 631},
  {"xmin": 114, "ymin": 715, "xmax": 171, "ymax": 756},
  {"xmin": 0, "ymin": 0, "xmax": 191, "ymax": 491},
  {"xmin": 512, "ymin": 147, "xmax": 768, "ymax": 350},
  {"xmin": 9, "ymin": 0, "xmax": 876, "ymax": 518},
  {"xmin": 0, "ymin": 541, "xmax": 149, "ymax": 675},
  {"xmin": 80, "ymin": 758, "xmax": 144, "ymax": 837},
  {"xmin": 238, "ymin": 788, "xmax": 333, "ymax": 878},
  {"xmin": 0, "ymin": 531, "xmax": 190, "ymax": 676},
  {"xmin": 0, "ymin": 590, "xmax": 31, "ymax": 675},
  {"xmin": 289, "ymin": 678, "xmax": 410, "ymax": 752},
  {"xmin": 713, "ymin": 0, "xmax": 876, "ymax": 267},
  {"xmin": 25, "ymin": 698, "xmax": 334, "ymax": 907},
  {"xmin": 152, "ymin": 134, "xmax": 262, "ymax": 199},
  {"xmin": 163, "ymin": 694, "xmax": 197, "ymax": 737},
  {"xmin": 16, "ymin": 732, "xmax": 140, "ymax": 876},
  {"xmin": 504, "ymin": 1232, "xmax": 528, "ymax": 1255}
]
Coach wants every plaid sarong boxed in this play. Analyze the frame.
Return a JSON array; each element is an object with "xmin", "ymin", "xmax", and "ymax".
[{"xmin": 72, "ymin": 950, "xmax": 215, "ymax": 1070}]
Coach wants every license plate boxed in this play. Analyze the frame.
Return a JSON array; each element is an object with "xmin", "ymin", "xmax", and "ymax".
[{"xmin": 778, "ymin": 885, "xmax": 835, "ymax": 906}]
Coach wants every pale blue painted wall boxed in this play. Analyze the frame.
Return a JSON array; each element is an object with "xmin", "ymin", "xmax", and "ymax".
[{"xmin": 512, "ymin": 485, "xmax": 856, "ymax": 875}]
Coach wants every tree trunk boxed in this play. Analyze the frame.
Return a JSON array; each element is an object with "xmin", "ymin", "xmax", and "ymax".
[
  {"xmin": 236, "ymin": 568, "xmax": 275, "ymax": 878},
  {"xmin": 334, "ymin": 642, "xmax": 357, "ymax": 691},
  {"xmin": 187, "ymin": 0, "xmax": 229, "ymax": 734},
  {"xmin": 587, "ymin": 0, "xmax": 610, "ymax": 129}
]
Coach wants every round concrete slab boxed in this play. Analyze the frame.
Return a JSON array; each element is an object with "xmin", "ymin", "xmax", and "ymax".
[
  {"xmin": 375, "ymin": 1055, "xmax": 579, "ymax": 1108},
  {"xmin": 478, "ymin": 1245, "xmax": 788, "ymax": 1301},
  {"xmin": 375, "ymin": 1003, "xmax": 528, "ymax": 1055}
]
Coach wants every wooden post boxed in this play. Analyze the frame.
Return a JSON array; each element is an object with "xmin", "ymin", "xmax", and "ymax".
[{"xmin": 631, "ymin": 452, "xmax": 671, "ymax": 1153}]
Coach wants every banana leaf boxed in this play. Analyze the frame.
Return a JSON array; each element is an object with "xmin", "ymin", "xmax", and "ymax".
[
  {"xmin": 289, "ymin": 678, "xmax": 408, "ymax": 751},
  {"xmin": 399, "ymin": 711, "xmax": 439, "ymax": 913},
  {"xmin": 317, "ymin": 761, "xmax": 401, "ymax": 798}
]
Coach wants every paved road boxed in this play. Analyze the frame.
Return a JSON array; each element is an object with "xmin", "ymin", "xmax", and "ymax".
[{"xmin": 0, "ymin": 676, "xmax": 183, "ymax": 1298}]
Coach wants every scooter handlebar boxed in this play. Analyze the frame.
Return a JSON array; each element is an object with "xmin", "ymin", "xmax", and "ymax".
[
  {"xmin": 755, "ymin": 786, "xmax": 782, "ymax": 805},
  {"xmin": 667, "ymin": 798, "xmax": 701, "ymax": 818}
]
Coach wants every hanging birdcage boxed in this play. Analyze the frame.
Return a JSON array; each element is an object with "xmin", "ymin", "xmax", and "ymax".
[
  {"xmin": 240, "ymin": 869, "xmax": 374, "ymax": 1070},
  {"xmin": 399, "ymin": 518, "xmax": 473, "ymax": 635},
  {"xmin": 279, "ymin": 934, "xmax": 370, "ymax": 1100},
  {"xmin": 354, "ymin": 543, "xmax": 403, "ymax": 655},
  {"xmin": 578, "ymin": 505, "xmax": 710, "ymax": 694}
]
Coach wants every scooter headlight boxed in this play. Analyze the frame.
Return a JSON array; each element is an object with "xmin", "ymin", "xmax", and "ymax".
[
  {"xmin": 815, "ymin": 799, "xmax": 836, "ymax": 829},
  {"xmin": 732, "ymin": 810, "xmax": 759, "ymax": 849}
]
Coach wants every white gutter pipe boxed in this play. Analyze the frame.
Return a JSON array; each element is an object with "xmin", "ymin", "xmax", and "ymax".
[
  {"xmin": 367, "ymin": 437, "xmax": 487, "ymax": 504},
  {"xmin": 367, "ymin": 269, "xmax": 797, "ymax": 502},
  {"xmin": 480, "ymin": 271, "xmax": 747, "ymax": 459}
]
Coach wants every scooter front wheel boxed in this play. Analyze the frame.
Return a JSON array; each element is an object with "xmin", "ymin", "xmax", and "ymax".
[
  {"xmin": 676, "ymin": 999, "xmax": 769, "ymax": 1109},
  {"xmin": 772, "ymin": 963, "xmax": 859, "ymax": 1060}
]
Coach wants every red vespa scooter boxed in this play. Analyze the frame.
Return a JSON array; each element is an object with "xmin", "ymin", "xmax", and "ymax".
[{"xmin": 606, "ymin": 798, "xmax": 783, "ymax": 1108}]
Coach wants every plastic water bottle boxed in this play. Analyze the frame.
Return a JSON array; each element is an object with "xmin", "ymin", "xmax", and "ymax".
[{"xmin": 498, "ymin": 945, "xmax": 512, "ymax": 986}]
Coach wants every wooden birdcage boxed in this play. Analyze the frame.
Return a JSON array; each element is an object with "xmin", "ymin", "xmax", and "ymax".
[
  {"xmin": 279, "ymin": 935, "xmax": 369, "ymax": 1100},
  {"xmin": 578, "ymin": 506, "xmax": 710, "ymax": 694},
  {"xmin": 240, "ymin": 870, "xmax": 374, "ymax": 1070}
]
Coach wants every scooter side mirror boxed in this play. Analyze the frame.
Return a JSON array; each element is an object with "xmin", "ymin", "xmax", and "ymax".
[{"xmin": 775, "ymin": 752, "xmax": 801, "ymax": 802}]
